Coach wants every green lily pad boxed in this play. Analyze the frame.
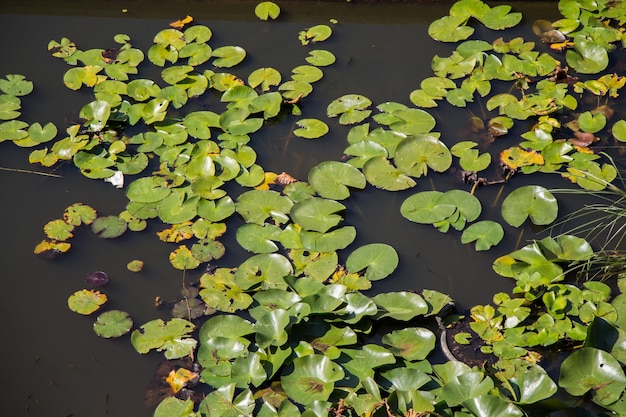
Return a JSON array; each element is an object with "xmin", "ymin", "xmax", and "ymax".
[
  {"xmin": 0, "ymin": 74, "xmax": 34, "ymax": 96},
  {"xmin": 461, "ymin": 220, "xmax": 504, "ymax": 251},
  {"xmin": 236, "ymin": 223, "xmax": 281, "ymax": 253},
  {"xmin": 26, "ymin": 122, "xmax": 57, "ymax": 144},
  {"xmin": 394, "ymin": 136, "xmax": 452, "ymax": 177},
  {"xmin": 327, "ymin": 94, "xmax": 372, "ymax": 125},
  {"xmin": 308, "ymin": 161, "xmax": 366, "ymax": 200},
  {"xmin": 566, "ymin": 36, "xmax": 609, "ymax": 74},
  {"xmin": 612, "ymin": 119, "xmax": 626, "ymax": 142},
  {"xmin": 281, "ymin": 355, "xmax": 344, "ymax": 404},
  {"xmin": 236, "ymin": 189, "xmax": 293, "ymax": 225},
  {"xmin": 93, "ymin": 310, "xmax": 133, "ymax": 338},
  {"xmin": 169, "ymin": 245, "xmax": 201, "ymax": 270},
  {"xmin": 234, "ymin": 253, "xmax": 293, "ymax": 290},
  {"xmin": 199, "ymin": 269, "xmax": 253, "ymax": 313},
  {"xmin": 212, "ymin": 46, "xmax": 246, "ymax": 68},
  {"xmin": 248, "ymin": 67, "xmax": 282, "ymax": 91},
  {"xmin": 291, "ymin": 65, "xmax": 324, "ymax": 83},
  {"xmin": 559, "ymin": 347, "xmax": 626, "ymax": 405},
  {"xmin": 126, "ymin": 176, "xmax": 171, "ymax": 203},
  {"xmin": 154, "ymin": 398, "xmax": 195, "ymax": 417},
  {"xmin": 362, "ymin": 155, "xmax": 416, "ymax": 191},
  {"xmin": 199, "ymin": 384, "xmax": 255, "ymax": 417},
  {"xmin": 293, "ymin": 119, "xmax": 329, "ymax": 139},
  {"xmin": 300, "ymin": 226, "xmax": 356, "ymax": 253},
  {"xmin": 345, "ymin": 243, "xmax": 399, "ymax": 281},
  {"xmin": 68, "ymin": 289, "xmax": 107, "ymax": 315},
  {"xmin": 131, "ymin": 318, "xmax": 196, "ymax": 359},
  {"xmin": 400, "ymin": 191, "xmax": 456, "ymax": 224},
  {"xmin": 0, "ymin": 94, "xmax": 21, "ymax": 120},
  {"xmin": 255, "ymin": 1, "xmax": 280, "ymax": 20},
  {"xmin": 306, "ymin": 49, "xmax": 336, "ymax": 66},
  {"xmin": 501, "ymin": 185, "xmax": 558, "ymax": 227},
  {"xmin": 0, "ymin": 120, "xmax": 28, "ymax": 141},
  {"xmin": 299, "ymin": 25, "xmax": 332, "ymax": 45},
  {"xmin": 91, "ymin": 215, "xmax": 127, "ymax": 238},
  {"xmin": 428, "ymin": 15, "xmax": 474, "ymax": 43},
  {"xmin": 290, "ymin": 197, "xmax": 345, "ymax": 233},
  {"xmin": 577, "ymin": 111, "xmax": 607, "ymax": 133},
  {"xmin": 373, "ymin": 292, "xmax": 429, "ymax": 321},
  {"xmin": 382, "ymin": 327, "xmax": 436, "ymax": 361}
]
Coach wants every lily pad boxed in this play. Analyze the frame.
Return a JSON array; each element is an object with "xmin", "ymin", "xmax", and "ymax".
[
  {"xmin": 93, "ymin": 310, "xmax": 133, "ymax": 338},
  {"xmin": 293, "ymin": 119, "xmax": 329, "ymax": 139},
  {"xmin": 306, "ymin": 50, "xmax": 336, "ymax": 66},
  {"xmin": 345, "ymin": 243, "xmax": 399, "ymax": 281},
  {"xmin": 559, "ymin": 347, "xmax": 626, "ymax": 405},
  {"xmin": 255, "ymin": 2, "xmax": 280, "ymax": 20},
  {"xmin": 382, "ymin": 327, "xmax": 436, "ymax": 361},
  {"xmin": 281, "ymin": 355, "xmax": 344, "ymax": 404},
  {"xmin": 290, "ymin": 197, "xmax": 345, "ymax": 233},
  {"xmin": 394, "ymin": 136, "xmax": 452, "ymax": 177},
  {"xmin": 327, "ymin": 94, "xmax": 372, "ymax": 125},
  {"xmin": 362, "ymin": 155, "xmax": 416, "ymax": 191},
  {"xmin": 68, "ymin": 289, "xmax": 107, "ymax": 315},
  {"xmin": 461, "ymin": 220, "xmax": 504, "ymax": 251},
  {"xmin": 212, "ymin": 46, "xmax": 246, "ymax": 68},
  {"xmin": 400, "ymin": 191, "xmax": 456, "ymax": 224},
  {"xmin": 308, "ymin": 161, "xmax": 366, "ymax": 200},
  {"xmin": 373, "ymin": 292, "xmax": 429, "ymax": 321},
  {"xmin": 91, "ymin": 215, "xmax": 128, "ymax": 238},
  {"xmin": 131, "ymin": 318, "xmax": 196, "ymax": 359},
  {"xmin": 501, "ymin": 185, "xmax": 558, "ymax": 227}
]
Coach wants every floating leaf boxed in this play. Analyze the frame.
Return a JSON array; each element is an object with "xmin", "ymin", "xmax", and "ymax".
[
  {"xmin": 169, "ymin": 245, "xmax": 201, "ymax": 270},
  {"xmin": 236, "ymin": 223, "xmax": 281, "ymax": 253},
  {"xmin": 612, "ymin": 119, "xmax": 626, "ymax": 142},
  {"xmin": 501, "ymin": 185, "xmax": 558, "ymax": 227},
  {"xmin": 91, "ymin": 215, "xmax": 127, "ymax": 238},
  {"xmin": 127, "ymin": 260, "xmax": 144, "ymax": 272},
  {"xmin": 327, "ymin": 94, "xmax": 372, "ymax": 125},
  {"xmin": 400, "ymin": 191, "xmax": 456, "ymax": 224},
  {"xmin": 0, "ymin": 74, "xmax": 34, "ymax": 96},
  {"xmin": 236, "ymin": 189, "xmax": 293, "ymax": 225},
  {"xmin": 300, "ymin": 226, "xmax": 356, "ymax": 252},
  {"xmin": 248, "ymin": 67, "xmax": 281, "ymax": 91},
  {"xmin": 255, "ymin": 1, "xmax": 280, "ymax": 20},
  {"xmin": 93, "ymin": 310, "xmax": 133, "ymax": 338},
  {"xmin": 429, "ymin": 15, "xmax": 474, "ymax": 43},
  {"xmin": 290, "ymin": 197, "xmax": 345, "ymax": 233},
  {"xmin": 293, "ymin": 119, "xmax": 328, "ymax": 139},
  {"xmin": 154, "ymin": 397, "xmax": 195, "ymax": 417},
  {"xmin": 198, "ymin": 383, "xmax": 255, "ymax": 417},
  {"xmin": 212, "ymin": 46, "xmax": 246, "ymax": 68},
  {"xmin": 306, "ymin": 50, "xmax": 336, "ymax": 66},
  {"xmin": 281, "ymin": 355, "xmax": 344, "ymax": 404},
  {"xmin": 566, "ymin": 36, "xmax": 609, "ymax": 74},
  {"xmin": 559, "ymin": 347, "xmax": 626, "ymax": 405},
  {"xmin": 299, "ymin": 25, "xmax": 332, "ymax": 45},
  {"xmin": 68, "ymin": 289, "xmax": 107, "ymax": 315},
  {"xmin": 362, "ymin": 155, "xmax": 416, "ymax": 191},
  {"xmin": 308, "ymin": 161, "xmax": 366, "ymax": 200},
  {"xmin": 395, "ymin": 136, "xmax": 452, "ymax": 177},
  {"xmin": 345, "ymin": 243, "xmax": 398, "ymax": 281},
  {"xmin": 373, "ymin": 292, "xmax": 429, "ymax": 321},
  {"xmin": 131, "ymin": 318, "xmax": 196, "ymax": 359},
  {"xmin": 577, "ymin": 111, "xmax": 606, "ymax": 134},
  {"xmin": 382, "ymin": 327, "xmax": 436, "ymax": 361},
  {"xmin": 461, "ymin": 220, "xmax": 504, "ymax": 251}
]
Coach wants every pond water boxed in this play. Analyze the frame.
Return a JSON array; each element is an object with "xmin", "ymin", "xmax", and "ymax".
[{"xmin": 0, "ymin": 1, "xmax": 609, "ymax": 416}]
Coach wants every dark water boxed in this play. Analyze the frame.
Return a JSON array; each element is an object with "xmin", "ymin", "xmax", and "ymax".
[{"xmin": 0, "ymin": 1, "xmax": 578, "ymax": 416}]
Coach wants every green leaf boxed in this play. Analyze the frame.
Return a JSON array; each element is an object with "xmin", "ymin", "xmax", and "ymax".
[
  {"xmin": 362, "ymin": 155, "xmax": 416, "ymax": 191},
  {"xmin": 299, "ymin": 25, "xmax": 332, "ymax": 45},
  {"xmin": 461, "ymin": 220, "xmax": 504, "ymax": 251},
  {"xmin": 154, "ymin": 397, "xmax": 195, "ymax": 417},
  {"xmin": 248, "ymin": 67, "xmax": 282, "ymax": 91},
  {"xmin": 308, "ymin": 161, "xmax": 366, "ymax": 200},
  {"xmin": 440, "ymin": 371, "xmax": 494, "ymax": 407},
  {"xmin": 613, "ymin": 119, "xmax": 626, "ymax": 142},
  {"xmin": 79, "ymin": 100, "xmax": 111, "ymax": 131},
  {"xmin": 0, "ymin": 120, "xmax": 28, "ymax": 141},
  {"xmin": 300, "ymin": 226, "xmax": 356, "ymax": 253},
  {"xmin": 281, "ymin": 355, "xmax": 344, "ymax": 404},
  {"xmin": 400, "ymin": 191, "xmax": 456, "ymax": 224},
  {"xmin": 394, "ymin": 136, "xmax": 452, "ymax": 177},
  {"xmin": 255, "ymin": 1, "xmax": 281, "ymax": 20},
  {"xmin": 236, "ymin": 223, "xmax": 281, "ymax": 253},
  {"xmin": 27, "ymin": 122, "xmax": 57, "ymax": 144},
  {"xmin": 131, "ymin": 318, "xmax": 196, "ymax": 359},
  {"xmin": 235, "ymin": 253, "xmax": 293, "ymax": 290},
  {"xmin": 93, "ymin": 310, "xmax": 133, "ymax": 338},
  {"xmin": 559, "ymin": 347, "xmax": 626, "ymax": 405},
  {"xmin": 373, "ymin": 292, "xmax": 429, "ymax": 320},
  {"xmin": 501, "ymin": 185, "xmax": 558, "ymax": 227},
  {"xmin": 577, "ymin": 111, "xmax": 607, "ymax": 133},
  {"xmin": 345, "ymin": 243, "xmax": 399, "ymax": 281},
  {"xmin": 327, "ymin": 94, "xmax": 372, "ymax": 125},
  {"xmin": 0, "ymin": 94, "xmax": 21, "ymax": 120},
  {"xmin": 91, "ymin": 215, "xmax": 127, "ymax": 238},
  {"xmin": 382, "ymin": 327, "xmax": 436, "ymax": 361},
  {"xmin": 428, "ymin": 15, "xmax": 474, "ymax": 42},
  {"xmin": 212, "ymin": 46, "xmax": 246, "ymax": 68},
  {"xmin": 463, "ymin": 394, "xmax": 523, "ymax": 417},
  {"xmin": 290, "ymin": 197, "xmax": 345, "ymax": 233},
  {"xmin": 236, "ymin": 189, "xmax": 293, "ymax": 225},
  {"xmin": 199, "ymin": 383, "xmax": 255, "ymax": 417},
  {"xmin": 293, "ymin": 119, "xmax": 329, "ymax": 139},
  {"xmin": 566, "ymin": 36, "xmax": 609, "ymax": 74},
  {"xmin": 169, "ymin": 245, "xmax": 201, "ymax": 270},
  {"xmin": 306, "ymin": 49, "xmax": 336, "ymax": 66},
  {"xmin": 68, "ymin": 289, "xmax": 107, "ymax": 315},
  {"xmin": 0, "ymin": 74, "xmax": 33, "ymax": 96}
]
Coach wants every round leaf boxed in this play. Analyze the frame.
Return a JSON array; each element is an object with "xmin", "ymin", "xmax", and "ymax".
[
  {"xmin": 93, "ymin": 310, "xmax": 133, "ymax": 338},
  {"xmin": 461, "ymin": 220, "xmax": 504, "ymax": 251},
  {"xmin": 345, "ymin": 243, "xmax": 399, "ymax": 281},
  {"xmin": 308, "ymin": 161, "xmax": 366, "ymax": 200},
  {"xmin": 290, "ymin": 197, "xmax": 345, "ymax": 233},
  {"xmin": 382, "ymin": 327, "xmax": 436, "ymax": 361},
  {"xmin": 501, "ymin": 185, "xmax": 558, "ymax": 227},
  {"xmin": 281, "ymin": 355, "xmax": 344, "ymax": 404},
  {"xmin": 68, "ymin": 289, "xmax": 107, "ymax": 315},
  {"xmin": 293, "ymin": 119, "xmax": 329, "ymax": 139},
  {"xmin": 255, "ymin": 2, "xmax": 281, "ymax": 20}
]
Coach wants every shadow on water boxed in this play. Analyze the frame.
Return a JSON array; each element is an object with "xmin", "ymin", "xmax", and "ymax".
[{"xmin": 0, "ymin": 1, "xmax": 584, "ymax": 416}]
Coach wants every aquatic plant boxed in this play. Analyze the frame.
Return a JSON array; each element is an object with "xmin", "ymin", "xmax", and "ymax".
[{"xmin": 4, "ymin": 0, "xmax": 626, "ymax": 415}]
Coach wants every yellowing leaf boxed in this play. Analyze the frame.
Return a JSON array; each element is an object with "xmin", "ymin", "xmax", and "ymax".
[
  {"xmin": 500, "ymin": 147, "xmax": 544, "ymax": 169},
  {"xmin": 328, "ymin": 266, "xmax": 372, "ymax": 291},
  {"xmin": 165, "ymin": 368, "xmax": 199, "ymax": 393},
  {"xmin": 169, "ymin": 15, "xmax": 193, "ymax": 29},
  {"xmin": 255, "ymin": 172, "xmax": 278, "ymax": 190},
  {"xmin": 157, "ymin": 222, "xmax": 194, "ymax": 242},
  {"xmin": 34, "ymin": 239, "xmax": 71, "ymax": 256}
]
